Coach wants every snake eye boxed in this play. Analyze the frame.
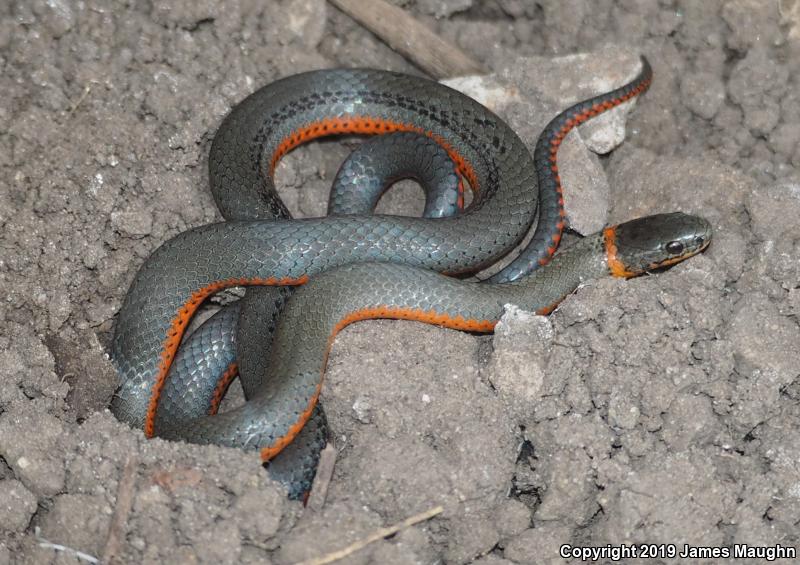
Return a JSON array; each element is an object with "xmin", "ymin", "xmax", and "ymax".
[{"xmin": 665, "ymin": 241, "xmax": 684, "ymax": 255}]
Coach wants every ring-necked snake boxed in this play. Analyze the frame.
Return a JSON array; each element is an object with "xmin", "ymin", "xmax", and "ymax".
[{"xmin": 109, "ymin": 57, "xmax": 712, "ymax": 497}]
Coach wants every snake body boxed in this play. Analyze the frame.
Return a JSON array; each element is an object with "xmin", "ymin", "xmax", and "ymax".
[
  {"xmin": 152, "ymin": 212, "xmax": 710, "ymax": 455},
  {"xmin": 110, "ymin": 58, "xmax": 711, "ymax": 496},
  {"xmin": 151, "ymin": 131, "xmax": 463, "ymax": 497}
]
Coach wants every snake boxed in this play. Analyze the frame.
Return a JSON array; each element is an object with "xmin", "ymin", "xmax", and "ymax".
[
  {"xmin": 148, "ymin": 132, "xmax": 464, "ymax": 498},
  {"xmin": 109, "ymin": 56, "xmax": 712, "ymax": 496}
]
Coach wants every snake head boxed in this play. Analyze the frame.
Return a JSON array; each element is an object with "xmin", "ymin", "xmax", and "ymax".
[{"xmin": 604, "ymin": 212, "xmax": 712, "ymax": 278}]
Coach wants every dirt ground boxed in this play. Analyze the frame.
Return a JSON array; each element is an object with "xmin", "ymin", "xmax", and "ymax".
[{"xmin": 2, "ymin": 0, "xmax": 799, "ymax": 563}]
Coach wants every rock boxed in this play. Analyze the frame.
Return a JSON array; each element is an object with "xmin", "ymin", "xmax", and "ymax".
[
  {"xmin": 0, "ymin": 401, "xmax": 69, "ymax": 497},
  {"xmin": 38, "ymin": 494, "xmax": 110, "ymax": 557},
  {"xmin": 232, "ymin": 487, "xmax": 285, "ymax": 541},
  {"xmin": 725, "ymin": 293, "xmax": 800, "ymax": 431},
  {"xmin": 274, "ymin": 500, "xmax": 384, "ymax": 564},
  {"xmin": 680, "ymin": 70, "xmax": 726, "ymax": 119},
  {"xmin": 728, "ymin": 48, "xmax": 788, "ymax": 136},
  {"xmin": 503, "ymin": 523, "xmax": 572, "ymax": 565},
  {"xmin": 746, "ymin": 178, "xmax": 800, "ymax": 241},
  {"xmin": 440, "ymin": 75, "xmax": 521, "ymax": 112},
  {"xmin": 608, "ymin": 145, "xmax": 754, "ymax": 283},
  {"xmin": 768, "ymin": 123, "xmax": 800, "ymax": 160},
  {"xmin": 607, "ymin": 389, "xmax": 640, "ymax": 430},
  {"xmin": 320, "ymin": 320, "xmax": 517, "ymax": 561},
  {"xmin": 493, "ymin": 498, "xmax": 530, "ymax": 539},
  {"xmin": 660, "ymin": 393, "xmax": 719, "ymax": 450},
  {"xmin": 533, "ymin": 446, "xmax": 596, "ymax": 525},
  {"xmin": 443, "ymin": 510, "xmax": 501, "ymax": 563},
  {"xmin": 0, "ymin": 479, "xmax": 38, "ymax": 532},
  {"xmin": 499, "ymin": 47, "xmax": 647, "ymax": 155},
  {"xmin": 445, "ymin": 47, "xmax": 649, "ymax": 236},
  {"xmin": 32, "ymin": 0, "xmax": 75, "ymax": 38},
  {"xmin": 0, "ymin": 544, "xmax": 10, "ymax": 565},
  {"xmin": 485, "ymin": 306, "xmax": 553, "ymax": 421},
  {"xmin": 110, "ymin": 204, "xmax": 154, "ymax": 238},
  {"xmin": 721, "ymin": 0, "xmax": 784, "ymax": 50},
  {"xmin": 417, "ymin": 0, "xmax": 473, "ymax": 18},
  {"xmin": 283, "ymin": 0, "xmax": 327, "ymax": 49},
  {"xmin": 594, "ymin": 451, "xmax": 737, "ymax": 545}
]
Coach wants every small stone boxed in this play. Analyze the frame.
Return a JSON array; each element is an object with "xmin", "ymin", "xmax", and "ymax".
[{"xmin": 352, "ymin": 395, "xmax": 373, "ymax": 423}]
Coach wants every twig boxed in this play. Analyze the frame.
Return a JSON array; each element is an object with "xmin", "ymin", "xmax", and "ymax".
[
  {"xmin": 35, "ymin": 527, "xmax": 99, "ymax": 563},
  {"xmin": 295, "ymin": 505, "xmax": 444, "ymax": 565},
  {"xmin": 306, "ymin": 443, "xmax": 337, "ymax": 511},
  {"xmin": 68, "ymin": 85, "xmax": 92, "ymax": 117},
  {"xmin": 101, "ymin": 455, "xmax": 138, "ymax": 564},
  {"xmin": 327, "ymin": 0, "xmax": 486, "ymax": 79}
]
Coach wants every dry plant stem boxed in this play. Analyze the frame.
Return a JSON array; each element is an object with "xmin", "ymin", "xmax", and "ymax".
[
  {"xmin": 296, "ymin": 505, "xmax": 444, "ymax": 565},
  {"xmin": 328, "ymin": 0, "xmax": 487, "ymax": 78},
  {"xmin": 101, "ymin": 456, "xmax": 138, "ymax": 564},
  {"xmin": 306, "ymin": 443, "xmax": 337, "ymax": 511}
]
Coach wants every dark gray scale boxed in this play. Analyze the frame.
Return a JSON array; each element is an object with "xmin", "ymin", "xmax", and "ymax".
[
  {"xmin": 154, "ymin": 302, "xmax": 241, "ymax": 425},
  {"xmin": 152, "ymin": 300, "xmax": 328, "ymax": 499},
  {"xmin": 329, "ymin": 131, "xmax": 461, "ymax": 219}
]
